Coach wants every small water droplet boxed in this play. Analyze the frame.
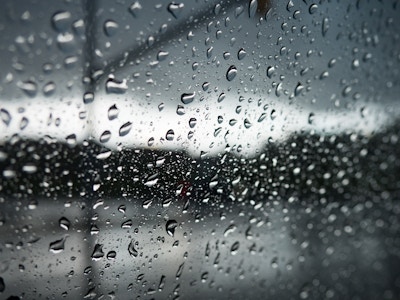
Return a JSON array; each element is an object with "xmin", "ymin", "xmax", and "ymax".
[
  {"xmin": 294, "ymin": 82, "xmax": 304, "ymax": 96},
  {"xmin": 166, "ymin": 129, "xmax": 175, "ymax": 141},
  {"xmin": 83, "ymin": 92, "xmax": 94, "ymax": 104},
  {"xmin": 275, "ymin": 82, "xmax": 283, "ymax": 97},
  {"xmin": 22, "ymin": 163, "xmax": 36, "ymax": 173},
  {"xmin": 189, "ymin": 118, "xmax": 197, "ymax": 128},
  {"xmin": 49, "ymin": 236, "xmax": 67, "ymax": 253},
  {"xmin": 226, "ymin": 65, "xmax": 237, "ymax": 81},
  {"xmin": 19, "ymin": 117, "xmax": 28, "ymax": 130},
  {"xmin": 308, "ymin": 112, "xmax": 315, "ymax": 125},
  {"xmin": 287, "ymin": 0, "xmax": 294, "ymax": 11},
  {"xmin": 148, "ymin": 137, "xmax": 155, "ymax": 146},
  {"xmin": 0, "ymin": 109, "xmax": 11, "ymax": 126},
  {"xmin": 230, "ymin": 241, "xmax": 240, "ymax": 255},
  {"xmin": 59, "ymin": 217, "xmax": 70, "ymax": 230},
  {"xmin": 237, "ymin": 48, "xmax": 246, "ymax": 60},
  {"xmin": 107, "ymin": 251, "xmax": 116, "ymax": 260},
  {"xmin": 128, "ymin": 240, "xmax": 138, "ymax": 257},
  {"xmin": 43, "ymin": 81, "xmax": 56, "ymax": 96},
  {"xmin": 100, "ymin": 130, "xmax": 111, "ymax": 143},
  {"xmin": 322, "ymin": 17, "xmax": 329, "ymax": 36},
  {"xmin": 309, "ymin": 4, "xmax": 318, "ymax": 14},
  {"xmin": 157, "ymin": 50, "xmax": 169, "ymax": 61},
  {"xmin": 202, "ymin": 82, "xmax": 210, "ymax": 91},
  {"xmin": 258, "ymin": 113, "xmax": 266, "ymax": 122},
  {"xmin": 229, "ymin": 119, "xmax": 237, "ymax": 126},
  {"xmin": 266, "ymin": 66, "xmax": 276, "ymax": 78},
  {"xmin": 167, "ymin": 2, "xmax": 184, "ymax": 19},
  {"xmin": 119, "ymin": 122, "xmax": 132, "ymax": 136},
  {"xmin": 91, "ymin": 244, "xmax": 105, "ymax": 261},
  {"xmin": 181, "ymin": 92, "xmax": 195, "ymax": 104},
  {"xmin": 244, "ymin": 118, "xmax": 252, "ymax": 129},
  {"xmin": 166, "ymin": 220, "xmax": 178, "ymax": 237},
  {"xmin": 129, "ymin": 1, "xmax": 142, "ymax": 17},
  {"xmin": 106, "ymin": 78, "xmax": 127, "ymax": 94},
  {"xmin": 176, "ymin": 105, "xmax": 185, "ymax": 115},
  {"xmin": 271, "ymin": 109, "xmax": 277, "ymax": 120},
  {"xmin": 224, "ymin": 224, "xmax": 237, "ymax": 237},
  {"xmin": 66, "ymin": 134, "xmax": 77, "ymax": 145},
  {"xmin": 121, "ymin": 219, "xmax": 133, "ymax": 229},
  {"xmin": 103, "ymin": 20, "xmax": 119, "ymax": 37}
]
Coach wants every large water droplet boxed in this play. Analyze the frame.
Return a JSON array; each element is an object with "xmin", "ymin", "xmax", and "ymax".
[
  {"xmin": 49, "ymin": 236, "xmax": 67, "ymax": 253},
  {"xmin": 167, "ymin": 2, "xmax": 184, "ymax": 19},
  {"xmin": 166, "ymin": 220, "xmax": 178, "ymax": 237},
  {"xmin": 181, "ymin": 93, "xmax": 195, "ymax": 104},
  {"xmin": 119, "ymin": 122, "xmax": 132, "ymax": 136},
  {"xmin": 108, "ymin": 104, "xmax": 119, "ymax": 120},
  {"xmin": 226, "ymin": 65, "xmax": 237, "ymax": 81},
  {"xmin": 106, "ymin": 78, "xmax": 127, "ymax": 94},
  {"xmin": 128, "ymin": 240, "xmax": 138, "ymax": 257},
  {"xmin": 248, "ymin": 0, "xmax": 258, "ymax": 18},
  {"xmin": 91, "ymin": 244, "xmax": 104, "ymax": 261},
  {"xmin": 103, "ymin": 20, "xmax": 119, "ymax": 37}
]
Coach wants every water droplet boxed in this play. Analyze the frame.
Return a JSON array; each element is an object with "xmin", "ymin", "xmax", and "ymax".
[
  {"xmin": 258, "ymin": 113, "xmax": 266, "ymax": 122},
  {"xmin": 287, "ymin": 0, "xmax": 294, "ymax": 11},
  {"xmin": 322, "ymin": 17, "xmax": 329, "ymax": 36},
  {"xmin": 202, "ymin": 82, "xmax": 210, "ymax": 91},
  {"xmin": 148, "ymin": 137, "xmax": 155, "ymax": 146},
  {"xmin": 244, "ymin": 118, "xmax": 252, "ymax": 129},
  {"xmin": 157, "ymin": 50, "xmax": 169, "ymax": 61},
  {"xmin": 0, "ymin": 109, "xmax": 11, "ymax": 126},
  {"xmin": 56, "ymin": 32, "xmax": 76, "ymax": 52},
  {"xmin": 166, "ymin": 220, "xmax": 178, "ymax": 237},
  {"xmin": 166, "ymin": 129, "xmax": 175, "ymax": 141},
  {"xmin": 223, "ymin": 51, "xmax": 231, "ymax": 60},
  {"xmin": 19, "ymin": 117, "xmax": 28, "ymax": 130},
  {"xmin": 237, "ymin": 48, "xmax": 246, "ymax": 60},
  {"xmin": 294, "ymin": 82, "xmax": 304, "ymax": 96},
  {"xmin": 230, "ymin": 241, "xmax": 240, "ymax": 255},
  {"xmin": 266, "ymin": 66, "xmax": 276, "ymax": 78},
  {"xmin": 168, "ymin": 2, "xmax": 184, "ymax": 19},
  {"xmin": 59, "ymin": 217, "xmax": 70, "ymax": 230},
  {"xmin": 91, "ymin": 244, "xmax": 104, "ymax": 261},
  {"xmin": 22, "ymin": 163, "xmax": 37, "ymax": 173},
  {"xmin": 189, "ymin": 118, "xmax": 197, "ymax": 128},
  {"xmin": 49, "ymin": 236, "xmax": 67, "ymax": 253},
  {"xmin": 52, "ymin": 11, "xmax": 71, "ymax": 32},
  {"xmin": 103, "ymin": 20, "xmax": 119, "ymax": 37},
  {"xmin": 66, "ymin": 134, "xmax": 77, "ymax": 145},
  {"xmin": 181, "ymin": 92, "xmax": 195, "ymax": 104},
  {"xmin": 176, "ymin": 105, "xmax": 185, "ymax": 115},
  {"xmin": 100, "ymin": 130, "xmax": 111, "ymax": 143},
  {"xmin": 235, "ymin": 5, "xmax": 244, "ymax": 18},
  {"xmin": 308, "ymin": 112, "xmax": 315, "ymax": 125},
  {"xmin": 128, "ymin": 240, "xmax": 138, "ymax": 257},
  {"xmin": 83, "ymin": 92, "xmax": 94, "ymax": 104},
  {"xmin": 121, "ymin": 219, "xmax": 133, "ymax": 229},
  {"xmin": 271, "ymin": 109, "xmax": 277, "ymax": 120},
  {"xmin": 226, "ymin": 65, "xmax": 237, "ymax": 81},
  {"xmin": 229, "ymin": 119, "xmax": 237, "ymax": 126},
  {"xmin": 158, "ymin": 275, "xmax": 166, "ymax": 291},
  {"xmin": 309, "ymin": 4, "xmax": 318, "ymax": 14},
  {"xmin": 275, "ymin": 82, "xmax": 283, "ymax": 97},
  {"xmin": 129, "ymin": 1, "xmax": 142, "ymax": 17},
  {"xmin": 224, "ymin": 224, "xmax": 237, "ymax": 237},
  {"xmin": 17, "ymin": 80, "xmax": 37, "ymax": 97},
  {"xmin": 214, "ymin": 3, "xmax": 222, "ymax": 15},
  {"xmin": 43, "ymin": 81, "xmax": 56, "ymax": 96},
  {"xmin": 119, "ymin": 122, "xmax": 132, "ymax": 137},
  {"xmin": 106, "ymin": 78, "xmax": 127, "ymax": 94},
  {"xmin": 218, "ymin": 93, "xmax": 226, "ymax": 103},
  {"xmin": 108, "ymin": 104, "xmax": 119, "ymax": 120},
  {"xmin": 248, "ymin": 0, "xmax": 258, "ymax": 18}
]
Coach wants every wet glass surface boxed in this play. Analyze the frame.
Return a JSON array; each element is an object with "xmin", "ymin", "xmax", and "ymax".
[{"xmin": 0, "ymin": 0, "xmax": 400, "ymax": 299}]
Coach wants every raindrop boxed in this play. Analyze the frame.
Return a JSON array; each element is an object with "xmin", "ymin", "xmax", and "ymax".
[
  {"xmin": 107, "ymin": 251, "xmax": 116, "ymax": 260},
  {"xmin": 106, "ymin": 78, "xmax": 127, "ymax": 94},
  {"xmin": 237, "ymin": 48, "xmax": 246, "ymax": 60},
  {"xmin": 275, "ymin": 82, "xmax": 283, "ymax": 97},
  {"xmin": 166, "ymin": 220, "xmax": 178, "ymax": 237},
  {"xmin": 91, "ymin": 244, "xmax": 105, "ymax": 261},
  {"xmin": 168, "ymin": 2, "xmax": 184, "ymax": 19},
  {"xmin": 100, "ymin": 130, "xmax": 111, "ymax": 143},
  {"xmin": 128, "ymin": 240, "xmax": 138, "ymax": 257},
  {"xmin": 66, "ymin": 134, "xmax": 77, "ymax": 145},
  {"xmin": 308, "ymin": 112, "xmax": 315, "ymax": 125},
  {"xmin": 43, "ymin": 81, "xmax": 56, "ymax": 96},
  {"xmin": 266, "ymin": 66, "xmax": 276, "ymax": 78},
  {"xmin": 287, "ymin": 0, "xmax": 294, "ymax": 11},
  {"xmin": 157, "ymin": 50, "xmax": 169, "ymax": 61},
  {"xmin": 176, "ymin": 105, "xmax": 185, "ymax": 115},
  {"xmin": 22, "ymin": 163, "xmax": 37, "ymax": 173},
  {"xmin": 322, "ymin": 17, "xmax": 329, "ymax": 36},
  {"xmin": 148, "ymin": 137, "xmax": 155, "ymax": 146},
  {"xmin": 17, "ymin": 80, "xmax": 37, "ymax": 97},
  {"xmin": 108, "ymin": 104, "xmax": 119, "ymax": 120},
  {"xmin": 226, "ymin": 65, "xmax": 237, "ymax": 81},
  {"xmin": 158, "ymin": 275, "xmax": 166, "ymax": 291},
  {"xmin": 119, "ymin": 122, "xmax": 132, "ymax": 136},
  {"xmin": 248, "ymin": 0, "xmax": 258, "ymax": 18},
  {"xmin": 121, "ymin": 219, "xmax": 133, "ymax": 229},
  {"xmin": 229, "ymin": 119, "xmax": 237, "ymax": 126},
  {"xmin": 49, "ymin": 236, "xmax": 67, "ymax": 253},
  {"xmin": 202, "ymin": 82, "xmax": 210, "ymax": 91},
  {"xmin": 271, "ymin": 109, "xmax": 277, "ymax": 120},
  {"xmin": 83, "ymin": 92, "xmax": 94, "ymax": 104},
  {"xmin": 52, "ymin": 11, "xmax": 71, "ymax": 32},
  {"xmin": 230, "ymin": 241, "xmax": 240, "ymax": 255},
  {"xmin": 166, "ymin": 129, "xmax": 175, "ymax": 141},
  {"xmin": 0, "ymin": 109, "xmax": 11, "ymax": 126},
  {"xmin": 224, "ymin": 224, "xmax": 237, "ymax": 237},
  {"xmin": 235, "ymin": 5, "xmax": 244, "ymax": 18},
  {"xmin": 19, "ymin": 117, "xmax": 28, "ymax": 130},
  {"xmin": 309, "ymin": 4, "xmax": 318, "ymax": 14},
  {"xmin": 181, "ymin": 92, "xmax": 195, "ymax": 104},
  {"xmin": 244, "ymin": 118, "xmax": 252, "ymax": 129},
  {"xmin": 103, "ymin": 20, "xmax": 119, "ymax": 37},
  {"xmin": 189, "ymin": 118, "xmax": 197, "ymax": 128},
  {"xmin": 59, "ymin": 217, "xmax": 70, "ymax": 230},
  {"xmin": 294, "ymin": 82, "xmax": 304, "ymax": 96},
  {"xmin": 129, "ymin": 1, "xmax": 142, "ymax": 17},
  {"xmin": 218, "ymin": 93, "xmax": 226, "ymax": 102},
  {"xmin": 57, "ymin": 32, "xmax": 75, "ymax": 52},
  {"xmin": 258, "ymin": 113, "xmax": 266, "ymax": 122}
]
